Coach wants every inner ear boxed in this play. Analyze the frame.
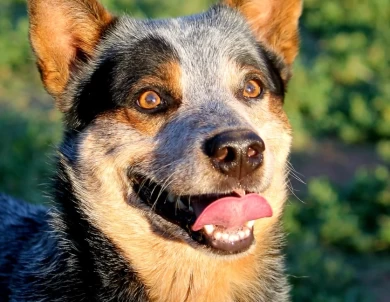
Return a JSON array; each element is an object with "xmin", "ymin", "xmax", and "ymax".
[
  {"xmin": 223, "ymin": 0, "xmax": 302, "ymax": 69},
  {"xmin": 28, "ymin": 0, "xmax": 114, "ymax": 107}
]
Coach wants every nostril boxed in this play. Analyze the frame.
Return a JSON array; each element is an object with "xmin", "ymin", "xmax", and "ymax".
[
  {"xmin": 215, "ymin": 147, "xmax": 236, "ymax": 162},
  {"xmin": 247, "ymin": 141, "xmax": 265, "ymax": 158},
  {"xmin": 225, "ymin": 147, "xmax": 236, "ymax": 162},
  {"xmin": 215, "ymin": 147, "xmax": 228, "ymax": 161},
  {"xmin": 247, "ymin": 146, "xmax": 258, "ymax": 158}
]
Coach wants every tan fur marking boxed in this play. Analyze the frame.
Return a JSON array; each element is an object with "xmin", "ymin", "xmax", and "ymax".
[
  {"xmin": 268, "ymin": 95, "xmax": 291, "ymax": 130},
  {"xmin": 223, "ymin": 0, "xmax": 302, "ymax": 66},
  {"xmin": 28, "ymin": 0, "xmax": 113, "ymax": 101},
  {"xmin": 103, "ymin": 109, "xmax": 163, "ymax": 136},
  {"xmin": 161, "ymin": 61, "xmax": 183, "ymax": 100},
  {"xmin": 132, "ymin": 61, "xmax": 183, "ymax": 101}
]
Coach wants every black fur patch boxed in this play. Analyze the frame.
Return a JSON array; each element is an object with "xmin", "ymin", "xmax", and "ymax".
[{"xmin": 66, "ymin": 35, "xmax": 180, "ymax": 130}]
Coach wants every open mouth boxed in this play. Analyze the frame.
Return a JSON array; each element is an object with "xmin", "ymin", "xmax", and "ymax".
[{"xmin": 132, "ymin": 175, "xmax": 272, "ymax": 254}]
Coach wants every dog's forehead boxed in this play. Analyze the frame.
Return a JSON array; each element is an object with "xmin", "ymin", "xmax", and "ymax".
[
  {"xmin": 110, "ymin": 7, "xmax": 260, "ymax": 72},
  {"xmin": 64, "ymin": 6, "xmax": 286, "ymax": 129}
]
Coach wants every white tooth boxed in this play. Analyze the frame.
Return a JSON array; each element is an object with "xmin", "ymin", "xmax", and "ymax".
[
  {"xmin": 204, "ymin": 225, "xmax": 215, "ymax": 234},
  {"xmin": 234, "ymin": 189, "xmax": 246, "ymax": 196},
  {"xmin": 189, "ymin": 206, "xmax": 194, "ymax": 212},
  {"xmin": 246, "ymin": 220, "xmax": 255, "ymax": 228},
  {"xmin": 244, "ymin": 229, "xmax": 251, "ymax": 237},
  {"xmin": 229, "ymin": 234, "xmax": 239, "ymax": 242},
  {"xmin": 238, "ymin": 231, "xmax": 246, "ymax": 239},
  {"xmin": 222, "ymin": 233, "xmax": 229, "ymax": 241},
  {"xmin": 215, "ymin": 232, "xmax": 222, "ymax": 240},
  {"xmin": 167, "ymin": 193, "xmax": 175, "ymax": 203}
]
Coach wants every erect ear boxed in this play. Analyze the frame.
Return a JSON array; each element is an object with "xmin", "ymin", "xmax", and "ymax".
[
  {"xmin": 28, "ymin": 0, "xmax": 113, "ymax": 106},
  {"xmin": 223, "ymin": 0, "xmax": 302, "ymax": 68}
]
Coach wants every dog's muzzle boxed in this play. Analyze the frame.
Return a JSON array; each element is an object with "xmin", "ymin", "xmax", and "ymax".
[{"xmin": 131, "ymin": 129, "xmax": 272, "ymax": 255}]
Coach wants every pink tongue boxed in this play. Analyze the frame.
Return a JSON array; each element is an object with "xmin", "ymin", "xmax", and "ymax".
[{"xmin": 191, "ymin": 194, "xmax": 273, "ymax": 231}]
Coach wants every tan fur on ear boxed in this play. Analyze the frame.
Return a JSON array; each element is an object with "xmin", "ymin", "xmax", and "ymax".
[
  {"xmin": 224, "ymin": 0, "xmax": 302, "ymax": 66},
  {"xmin": 28, "ymin": 0, "xmax": 113, "ymax": 102}
]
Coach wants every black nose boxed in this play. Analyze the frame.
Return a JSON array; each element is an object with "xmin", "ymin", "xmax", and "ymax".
[{"xmin": 204, "ymin": 129, "xmax": 265, "ymax": 179}]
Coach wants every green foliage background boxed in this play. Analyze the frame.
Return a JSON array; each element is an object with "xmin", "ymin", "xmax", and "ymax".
[{"xmin": 0, "ymin": 0, "xmax": 389, "ymax": 301}]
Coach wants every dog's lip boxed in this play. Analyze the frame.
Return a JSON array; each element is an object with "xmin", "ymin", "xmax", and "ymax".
[{"xmin": 131, "ymin": 174, "xmax": 265, "ymax": 254}]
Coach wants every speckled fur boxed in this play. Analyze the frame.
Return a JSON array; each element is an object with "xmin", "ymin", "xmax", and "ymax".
[{"xmin": 0, "ymin": 0, "xmax": 302, "ymax": 301}]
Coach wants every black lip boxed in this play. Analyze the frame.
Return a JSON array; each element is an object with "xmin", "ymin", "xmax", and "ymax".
[
  {"xmin": 205, "ymin": 228, "xmax": 255, "ymax": 253},
  {"xmin": 132, "ymin": 174, "xmax": 195, "ymax": 228},
  {"xmin": 131, "ymin": 174, "xmax": 256, "ymax": 254}
]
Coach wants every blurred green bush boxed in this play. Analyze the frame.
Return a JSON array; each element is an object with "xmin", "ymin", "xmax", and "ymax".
[
  {"xmin": 0, "ymin": 0, "xmax": 389, "ymax": 301},
  {"xmin": 0, "ymin": 108, "xmax": 61, "ymax": 204},
  {"xmin": 286, "ymin": 0, "xmax": 390, "ymax": 150},
  {"xmin": 286, "ymin": 166, "xmax": 390, "ymax": 301}
]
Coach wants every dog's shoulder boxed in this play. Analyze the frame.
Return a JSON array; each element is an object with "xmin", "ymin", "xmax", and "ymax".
[
  {"xmin": 0, "ymin": 194, "xmax": 50, "ymax": 299},
  {"xmin": 0, "ymin": 193, "xmax": 48, "ymax": 241},
  {"xmin": 0, "ymin": 194, "xmax": 149, "ymax": 301}
]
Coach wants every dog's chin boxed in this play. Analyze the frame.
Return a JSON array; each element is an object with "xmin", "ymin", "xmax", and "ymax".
[{"xmin": 130, "ymin": 174, "xmax": 270, "ymax": 255}]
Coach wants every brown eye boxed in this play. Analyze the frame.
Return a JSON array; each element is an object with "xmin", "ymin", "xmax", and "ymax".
[
  {"xmin": 138, "ymin": 91, "xmax": 161, "ymax": 110},
  {"xmin": 242, "ymin": 79, "xmax": 262, "ymax": 98}
]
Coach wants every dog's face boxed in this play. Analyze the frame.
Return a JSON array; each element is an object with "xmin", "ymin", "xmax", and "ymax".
[{"xmin": 29, "ymin": 0, "xmax": 301, "ymax": 256}]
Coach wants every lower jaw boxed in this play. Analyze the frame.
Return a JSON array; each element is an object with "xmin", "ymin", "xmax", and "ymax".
[
  {"xmin": 144, "ymin": 206, "xmax": 256, "ymax": 255},
  {"xmin": 131, "ymin": 176, "xmax": 256, "ymax": 254},
  {"xmin": 199, "ymin": 221, "xmax": 256, "ymax": 253},
  {"xmin": 146, "ymin": 206, "xmax": 257, "ymax": 254}
]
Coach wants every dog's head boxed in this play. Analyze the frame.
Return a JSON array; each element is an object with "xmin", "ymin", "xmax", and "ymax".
[{"xmin": 29, "ymin": 0, "xmax": 301, "ymax": 256}]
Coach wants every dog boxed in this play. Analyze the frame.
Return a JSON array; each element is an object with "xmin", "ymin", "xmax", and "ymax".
[{"xmin": 0, "ymin": 0, "xmax": 302, "ymax": 301}]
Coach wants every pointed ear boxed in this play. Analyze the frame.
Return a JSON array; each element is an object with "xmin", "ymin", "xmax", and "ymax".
[
  {"xmin": 223, "ymin": 0, "xmax": 302, "ymax": 67},
  {"xmin": 28, "ymin": 0, "xmax": 113, "ymax": 104}
]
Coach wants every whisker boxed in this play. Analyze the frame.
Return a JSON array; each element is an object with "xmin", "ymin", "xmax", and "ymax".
[
  {"xmin": 285, "ymin": 178, "xmax": 305, "ymax": 203},
  {"xmin": 153, "ymin": 174, "xmax": 177, "ymax": 211},
  {"xmin": 286, "ymin": 161, "xmax": 306, "ymax": 185}
]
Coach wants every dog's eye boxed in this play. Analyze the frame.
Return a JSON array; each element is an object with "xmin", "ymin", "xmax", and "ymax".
[
  {"xmin": 242, "ymin": 79, "xmax": 262, "ymax": 99},
  {"xmin": 137, "ymin": 91, "xmax": 162, "ymax": 110}
]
